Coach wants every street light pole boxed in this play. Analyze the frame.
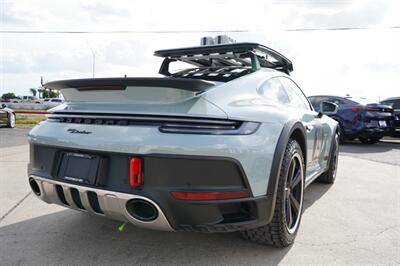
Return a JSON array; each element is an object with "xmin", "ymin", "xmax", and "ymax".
[{"xmin": 90, "ymin": 47, "xmax": 96, "ymax": 78}]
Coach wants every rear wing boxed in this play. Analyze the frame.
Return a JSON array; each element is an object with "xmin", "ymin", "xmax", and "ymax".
[
  {"xmin": 44, "ymin": 77, "xmax": 216, "ymax": 92},
  {"xmin": 154, "ymin": 42, "xmax": 293, "ymax": 79}
]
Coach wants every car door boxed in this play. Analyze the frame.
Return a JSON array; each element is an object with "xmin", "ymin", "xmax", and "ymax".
[{"xmin": 279, "ymin": 77, "xmax": 327, "ymax": 178}]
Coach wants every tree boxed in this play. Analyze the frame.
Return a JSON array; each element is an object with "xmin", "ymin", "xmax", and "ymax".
[
  {"xmin": 30, "ymin": 88, "xmax": 37, "ymax": 97},
  {"xmin": 42, "ymin": 89, "xmax": 60, "ymax": 98},
  {"xmin": 1, "ymin": 92, "xmax": 17, "ymax": 101}
]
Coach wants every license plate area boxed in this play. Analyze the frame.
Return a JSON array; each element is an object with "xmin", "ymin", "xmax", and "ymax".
[
  {"xmin": 56, "ymin": 152, "xmax": 103, "ymax": 185},
  {"xmin": 378, "ymin": 120, "xmax": 387, "ymax": 127}
]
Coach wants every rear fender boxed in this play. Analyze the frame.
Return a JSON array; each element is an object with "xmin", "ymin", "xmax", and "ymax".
[{"xmin": 265, "ymin": 121, "xmax": 307, "ymax": 222}]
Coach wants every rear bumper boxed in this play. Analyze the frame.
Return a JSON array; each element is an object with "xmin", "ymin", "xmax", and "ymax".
[
  {"xmin": 28, "ymin": 142, "xmax": 275, "ymax": 232},
  {"xmin": 28, "ymin": 174, "xmax": 274, "ymax": 232},
  {"xmin": 28, "ymin": 120, "xmax": 282, "ymax": 197},
  {"xmin": 346, "ymin": 124, "xmax": 395, "ymax": 139}
]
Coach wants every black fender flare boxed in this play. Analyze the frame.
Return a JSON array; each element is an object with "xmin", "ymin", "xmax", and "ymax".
[
  {"xmin": 326, "ymin": 123, "xmax": 339, "ymax": 169},
  {"xmin": 264, "ymin": 120, "xmax": 307, "ymax": 223}
]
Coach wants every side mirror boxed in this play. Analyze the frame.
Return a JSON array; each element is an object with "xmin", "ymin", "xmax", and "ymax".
[
  {"xmin": 320, "ymin": 101, "xmax": 338, "ymax": 115},
  {"xmin": 1, "ymin": 103, "xmax": 6, "ymax": 109}
]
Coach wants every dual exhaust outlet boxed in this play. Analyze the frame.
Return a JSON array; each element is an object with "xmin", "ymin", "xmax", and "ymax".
[{"xmin": 28, "ymin": 178, "xmax": 159, "ymax": 222}]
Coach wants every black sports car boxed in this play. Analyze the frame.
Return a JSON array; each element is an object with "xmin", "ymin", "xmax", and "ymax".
[{"xmin": 0, "ymin": 104, "xmax": 16, "ymax": 128}]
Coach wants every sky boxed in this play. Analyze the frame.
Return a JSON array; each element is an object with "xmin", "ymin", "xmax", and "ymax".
[{"xmin": 1, "ymin": 0, "xmax": 399, "ymax": 102}]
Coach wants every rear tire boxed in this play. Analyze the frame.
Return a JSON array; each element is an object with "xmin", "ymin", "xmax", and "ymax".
[
  {"xmin": 317, "ymin": 133, "xmax": 339, "ymax": 184},
  {"xmin": 338, "ymin": 124, "xmax": 346, "ymax": 144},
  {"xmin": 7, "ymin": 113, "xmax": 16, "ymax": 128},
  {"xmin": 241, "ymin": 139, "xmax": 305, "ymax": 247},
  {"xmin": 358, "ymin": 137, "xmax": 380, "ymax": 144}
]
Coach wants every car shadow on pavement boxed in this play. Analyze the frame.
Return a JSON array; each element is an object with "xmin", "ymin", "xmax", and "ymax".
[
  {"xmin": 0, "ymin": 183, "xmax": 334, "ymax": 265},
  {"xmin": 339, "ymin": 140, "xmax": 400, "ymax": 155},
  {"xmin": 303, "ymin": 182, "xmax": 332, "ymax": 212},
  {"xmin": 0, "ymin": 209, "xmax": 292, "ymax": 265}
]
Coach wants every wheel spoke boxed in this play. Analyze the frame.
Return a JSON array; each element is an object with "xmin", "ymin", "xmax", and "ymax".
[
  {"xmin": 286, "ymin": 198, "xmax": 293, "ymax": 227},
  {"xmin": 289, "ymin": 194, "xmax": 300, "ymax": 215},
  {"xmin": 287, "ymin": 160, "xmax": 296, "ymax": 184},
  {"xmin": 290, "ymin": 169, "xmax": 302, "ymax": 189}
]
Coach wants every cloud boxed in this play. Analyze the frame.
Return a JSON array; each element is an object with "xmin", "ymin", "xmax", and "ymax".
[
  {"xmin": 1, "ymin": 0, "xmax": 65, "ymax": 29},
  {"xmin": 81, "ymin": 1, "xmax": 131, "ymax": 20},
  {"xmin": 280, "ymin": 1, "xmax": 389, "ymax": 29}
]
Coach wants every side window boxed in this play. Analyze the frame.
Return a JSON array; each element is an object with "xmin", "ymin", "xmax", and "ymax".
[
  {"xmin": 258, "ymin": 78, "xmax": 290, "ymax": 105},
  {"xmin": 280, "ymin": 77, "xmax": 310, "ymax": 110},
  {"xmin": 326, "ymin": 97, "xmax": 344, "ymax": 106}
]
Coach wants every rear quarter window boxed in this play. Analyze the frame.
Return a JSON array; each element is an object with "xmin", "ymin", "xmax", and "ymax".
[{"xmin": 258, "ymin": 78, "xmax": 290, "ymax": 105}]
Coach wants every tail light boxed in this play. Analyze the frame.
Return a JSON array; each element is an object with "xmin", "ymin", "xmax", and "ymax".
[
  {"xmin": 159, "ymin": 121, "xmax": 260, "ymax": 135},
  {"xmin": 130, "ymin": 158, "xmax": 143, "ymax": 187},
  {"xmin": 351, "ymin": 107, "xmax": 377, "ymax": 112},
  {"xmin": 171, "ymin": 191, "xmax": 250, "ymax": 200}
]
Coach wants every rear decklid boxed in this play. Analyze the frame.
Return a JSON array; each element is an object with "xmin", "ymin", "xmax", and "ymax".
[{"xmin": 44, "ymin": 77, "xmax": 228, "ymax": 119}]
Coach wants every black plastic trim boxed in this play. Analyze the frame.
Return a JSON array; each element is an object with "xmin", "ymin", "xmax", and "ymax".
[
  {"xmin": 55, "ymin": 185, "xmax": 69, "ymax": 206},
  {"xmin": 266, "ymin": 121, "xmax": 307, "ymax": 221},
  {"xmin": 87, "ymin": 191, "xmax": 103, "ymax": 214},
  {"xmin": 70, "ymin": 188, "xmax": 85, "ymax": 210}
]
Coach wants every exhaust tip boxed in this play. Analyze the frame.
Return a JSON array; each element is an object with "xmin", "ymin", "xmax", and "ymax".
[
  {"xmin": 126, "ymin": 199, "xmax": 158, "ymax": 222},
  {"xmin": 29, "ymin": 178, "xmax": 41, "ymax": 196}
]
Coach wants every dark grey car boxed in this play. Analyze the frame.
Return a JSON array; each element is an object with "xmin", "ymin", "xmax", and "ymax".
[
  {"xmin": 0, "ymin": 104, "xmax": 16, "ymax": 128},
  {"xmin": 380, "ymin": 97, "xmax": 400, "ymax": 137}
]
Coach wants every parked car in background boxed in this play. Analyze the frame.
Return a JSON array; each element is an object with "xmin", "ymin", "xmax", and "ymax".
[
  {"xmin": 11, "ymin": 96, "xmax": 41, "ymax": 103},
  {"xmin": 308, "ymin": 95, "xmax": 395, "ymax": 144},
  {"xmin": 0, "ymin": 104, "xmax": 16, "ymax": 128},
  {"xmin": 43, "ymin": 98, "xmax": 64, "ymax": 108},
  {"xmin": 380, "ymin": 97, "xmax": 400, "ymax": 138}
]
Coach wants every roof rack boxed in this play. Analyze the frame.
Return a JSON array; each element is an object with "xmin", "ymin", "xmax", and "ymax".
[{"xmin": 154, "ymin": 42, "xmax": 293, "ymax": 79}]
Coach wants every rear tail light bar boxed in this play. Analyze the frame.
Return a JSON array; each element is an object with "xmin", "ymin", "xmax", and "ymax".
[
  {"xmin": 351, "ymin": 107, "xmax": 377, "ymax": 112},
  {"xmin": 159, "ymin": 121, "xmax": 260, "ymax": 135},
  {"xmin": 130, "ymin": 158, "xmax": 143, "ymax": 187},
  {"xmin": 47, "ymin": 114, "xmax": 260, "ymax": 135},
  {"xmin": 171, "ymin": 191, "xmax": 250, "ymax": 201}
]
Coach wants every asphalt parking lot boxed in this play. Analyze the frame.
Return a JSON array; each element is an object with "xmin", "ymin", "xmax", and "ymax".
[{"xmin": 0, "ymin": 128, "xmax": 399, "ymax": 265}]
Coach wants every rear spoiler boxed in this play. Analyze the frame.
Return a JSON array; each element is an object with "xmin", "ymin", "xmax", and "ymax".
[{"xmin": 44, "ymin": 77, "xmax": 216, "ymax": 93}]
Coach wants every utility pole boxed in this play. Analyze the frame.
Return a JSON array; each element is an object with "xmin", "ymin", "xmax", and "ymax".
[{"xmin": 90, "ymin": 47, "xmax": 96, "ymax": 78}]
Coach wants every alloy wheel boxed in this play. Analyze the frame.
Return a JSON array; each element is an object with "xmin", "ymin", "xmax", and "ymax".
[
  {"xmin": 9, "ymin": 113, "xmax": 16, "ymax": 128},
  {"xmin": 284, "ymin": 154, "xmax": 304, "ymax": 234}
]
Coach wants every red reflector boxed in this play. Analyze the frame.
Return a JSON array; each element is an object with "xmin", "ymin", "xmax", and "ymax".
[
  {"xmin": 130, "ymin": 158, "xmax": 143, "ymax": 187},
  {"xmin": 78, "ymin": 86, "xmax": 126, "ymax": 91},
  {"xmin": 171, "ymin": 191, "xmax": 250, "ymax": 200}
]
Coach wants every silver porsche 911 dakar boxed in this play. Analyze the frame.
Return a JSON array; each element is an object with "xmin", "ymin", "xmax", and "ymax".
[{"xmin": 28, "ymin": 39, "xmax": 339, "ymax": 247}]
